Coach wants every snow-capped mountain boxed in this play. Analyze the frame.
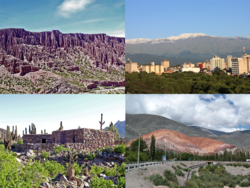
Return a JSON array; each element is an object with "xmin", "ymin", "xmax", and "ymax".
[{"xmin": 126, "ymin": 33, "xmax": 215, "ymax": 44}]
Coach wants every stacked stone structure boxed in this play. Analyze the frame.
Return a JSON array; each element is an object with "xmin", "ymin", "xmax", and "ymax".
[
  {"xmin": 20, "ymin": 128, "xmax": 114, "ymax": 152},
  {"xmin": 23, "ymin": 134, "xmax": 53, "ymax": 144}
]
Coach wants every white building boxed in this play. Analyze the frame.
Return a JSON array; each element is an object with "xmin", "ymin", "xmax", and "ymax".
[
  {"xmin": 183, "ymin": 62, "xmax": 195, "ymax": 68},
  {"xmin": 179, "ymin": 67, "xmax": 200, "ymax": 73},
  {"xmin": 210, "ymin": 55, "xmax": 225, "ymax": 71},
  {"xmin": 226, "ymin": 55, "xmax": 232, "ymax": 70}
]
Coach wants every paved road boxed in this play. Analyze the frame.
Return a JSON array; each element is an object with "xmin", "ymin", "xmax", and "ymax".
[{"xmin": 126, "ymin": 161, "xmax": 204, "ymax": 188}]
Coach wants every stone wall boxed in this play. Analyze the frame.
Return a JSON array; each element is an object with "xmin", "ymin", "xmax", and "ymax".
[
  {"xmin": 18, "ymin": 128, "xmax": 114, "ymax": 152},
  {"xmin": 16, "ymin": 134, "xmax": 113, "ymax": 152},
  {"xmin": 23, "ymin": 134, "xmax": 53, "ymax": 144},
  {"xmin": 52, "ymin": 128, "xmax": 114, "ymax": 146}
]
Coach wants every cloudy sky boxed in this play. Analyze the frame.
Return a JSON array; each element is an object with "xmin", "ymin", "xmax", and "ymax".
[
  {"xmin": 126, "ymin": 94, "xmax": 250, "ymax": 133},
  {"xmin": 126, "ymin": 0, "xmax": 250, "ymax": 39},
  {"xmin": 0, "ymin": 95, "xmax": 125, "ymax": 136},
  {"xmin": 0, "ymin": 0, "xmax": 124, "ymax": 37}
]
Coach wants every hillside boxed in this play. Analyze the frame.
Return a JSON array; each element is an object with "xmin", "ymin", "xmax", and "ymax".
[
  {"xmin": 126, "ymin": 129, "xmax": 237, "ymax": 154},
  {"xmin": 114, "ymin": 120, "xmax": 125, "ymax": 138},
  {"xmin": 125, "ymin": 114, "xmax": 209, "ymax": 143},
  {"xmin": 126, "ymin": 114, "xmax": 250, "ymax": 150}
]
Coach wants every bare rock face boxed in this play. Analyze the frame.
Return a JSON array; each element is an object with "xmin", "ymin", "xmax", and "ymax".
[
  {"xmin": 126, "ymin": 129, "xmax": 237, "ymax": 155},
  {"xmin": 0, "ymin": 28, "xmax": 125, "ymax": 75}
]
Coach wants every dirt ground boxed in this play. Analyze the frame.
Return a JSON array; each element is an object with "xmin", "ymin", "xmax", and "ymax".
[{"xmin": 125, "ymin": 161, "xmax": 204, "ymax": 188}]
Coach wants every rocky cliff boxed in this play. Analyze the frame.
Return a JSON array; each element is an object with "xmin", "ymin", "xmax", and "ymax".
[
  {"xmin": 0, "ymin": 28, "xmax": 125, "ymax": 76},
  {"xmin": 126, "ymin": 129, "xmax": 237, "ymax": 155}
]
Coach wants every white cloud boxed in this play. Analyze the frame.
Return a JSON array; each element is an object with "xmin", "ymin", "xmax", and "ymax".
[
  {"xmin": 56, "ymin": 0, "xmax": 94, "ymax": 18},
  {"xmin": 114, "ymin": 1, "xmax": 125, "ymax": 9},
  {"xmin": 126, "ymin": 95, "xmax": 250, "ymax": 132}
]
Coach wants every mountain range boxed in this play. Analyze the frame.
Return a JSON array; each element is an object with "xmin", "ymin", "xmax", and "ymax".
[
  {"xmin": 126, "ymin": 114, "xmax": 250, "ymax": 151},
  {"xmin": 103, "ymin": 120, "xmax": 125, "ymax": 138},
  {"xmin": 114, "ymin": 120, "xmax": 125, "ymax": 138},
  {"xmin": 126, "ymin": 33, "xmax": 250, "ymax": 65}
]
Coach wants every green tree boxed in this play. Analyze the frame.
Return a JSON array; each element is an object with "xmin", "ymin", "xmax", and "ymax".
[
  {"xmin": 106, "ymin": 122, "xmax": 120, "ymax": 141},
  {"xmin": 150, "ymin": 134, "xmax": 156, "ymax": 160},
  {"xmin": 130, "ymin": 137, "xmax": 148, "ymax": 152}
]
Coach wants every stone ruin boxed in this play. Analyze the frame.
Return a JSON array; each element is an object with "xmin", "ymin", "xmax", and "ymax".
[{"xmin": 17, "ymin": 128, "xmax": 114, "ymax": 152}]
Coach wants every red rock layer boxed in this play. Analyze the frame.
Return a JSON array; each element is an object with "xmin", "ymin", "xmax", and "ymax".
[{"xmin": 126, "ymin": 129, "xmax": 236, "ymax": 154}]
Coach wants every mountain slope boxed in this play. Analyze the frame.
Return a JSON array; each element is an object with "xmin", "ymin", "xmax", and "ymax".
[
  {"xmin": 114, "ymin": 120, "xmax": 125, "ymax": 138},
  {"xmin": 126, "ymin": 129, "xmax": 237, "ymax": 154},
  {"xmin": 126, "ymin": 114, "xmax": 250, "ymax": 150},
  {"xmin": 125, "ymin": 114, "xmax": 210, "ymax": 143},
  {"xmin": 126, "ymin": 34, "xmax": 250, "ymax": 63}
]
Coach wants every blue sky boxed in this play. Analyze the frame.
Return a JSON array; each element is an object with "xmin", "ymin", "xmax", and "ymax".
[
  {"xmin": 126, "ymin": 94, "xmax": 250, "ymax": 132},
  {"xmin": 126, "ymin": 0, "xmax": 250, "ymax": 39},
  {"xmin": 0, "ymin": 0, "xmax": 125, "ymax": 37},
  {"xmin": 0, "ymin": 95, "xmax": 125, "ymax": 136}
]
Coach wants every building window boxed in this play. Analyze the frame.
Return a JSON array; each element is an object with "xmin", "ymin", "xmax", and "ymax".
[
  {"xmin": 73, "ymin": 136, "xmax": 76, "ymax": 143},
  {"xmin": 42, "ymin": 139, "xmax": 46, "ymax": 143}
]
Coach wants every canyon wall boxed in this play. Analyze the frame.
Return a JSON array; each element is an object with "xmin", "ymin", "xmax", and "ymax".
[{"xmin": 0, "ymin": 28, "xmax": 125, "ymax": 75}]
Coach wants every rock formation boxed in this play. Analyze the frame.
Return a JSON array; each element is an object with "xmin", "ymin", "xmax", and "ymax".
[
  {"xmin": 126, "ymin": 129, "xmax": 237, "ymax": 155},
  {"xmin": 0, "ymin": 28, "xmax": 125, "ymax": 76}
]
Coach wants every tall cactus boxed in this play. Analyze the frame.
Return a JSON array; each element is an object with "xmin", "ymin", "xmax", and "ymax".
[
  {"xmin": 6, "ymin": 126, "xmax": 10, "ymax": 141},
  {"xmin": 29, "ymin": 123, "xmax": 36, "ymax": 134},
  {"xmin": 14, "ymin": 126, "xmax": 18, "ymax": 141},
  {"xmin": 41, "ymin": 130, "xmax": 43, "ymax": 134},
  {"xmin": 23, "ymin": 130, "xmax": 24, "ymax": 136},
  {"xmin": 44, "ymin": 129, "xmax": 46, "ymax": 134},
  {"xmin": 25, "ymin": 128, "xmax": 27, "ymax": 135}
]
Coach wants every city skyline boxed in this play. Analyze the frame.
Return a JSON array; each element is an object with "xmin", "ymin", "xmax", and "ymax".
[
  {"xmin": 0, "ymin": 0, "xmax": 125, "ymax": 37},
  {"xmin": 126, "ymin": 0, "xmax": 250, "ymax": 39},
  {"xmin": 0, "ymin": 95, "xmax": 125, "ymax": 136}
]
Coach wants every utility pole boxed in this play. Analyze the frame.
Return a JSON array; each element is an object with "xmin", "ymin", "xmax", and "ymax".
[
  {"xmin": 126, "ymin": 125, "xmax": 141, "ymax": 170},
  {"xmin": 174, "ymin": 152, "xmax": 175, "ymax": 163}
]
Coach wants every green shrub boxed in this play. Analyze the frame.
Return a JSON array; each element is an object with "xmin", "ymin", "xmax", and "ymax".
[
  {"xmin": 0, "ymin": 145, "xmax": 5, "ymax": 151},
  {"xmin": 42, "ymin": 160, "xmax": 65, "ymax": 177},
  {"xmin": 90, "ymin": 165, "xmax": 104, "ymax": 175},
  {"xmin": 86, "ymin": 153, "xmax": 95, "ymax": 160},
  {"xmin": 180, "ymin": 162, "xmax": 187, "ymax": 167},
  {"xmin": 117, "ymin": 162, "xmax": 125, "ymax": 177},
  {"xmin": 40, "ymin": 151, "xmax": 50, "ymax": 159},
  {"xmin": 105, "ymin": 164, "xmax": 118, "ymax": 177},
  {"xmin": 17, "ymin": 140, "xmax": 23, "ymax": 144},
  {"xmin": 54, "ymin": 145, "xmax": 69, "ymax": 154},
  {"xmin": 240, "ymin": 181, "xmax": 250, "ymax": 187},
  {"xmin": 114, "ymin": 144, "xmax": 125, "ymax": 154},
  {"xmin": 117, "ymin": 177, "xmax": 125, "ymax": 188},
  {"xmin": 90, "ymin": 175, "xmax": 114, "ymax": 188},
  {"xmin": 147, "ymin": 174, "xmax": 169, "ymax": 186},
  {"xmin": 172, "ymin": 165, "xmax": 184, "ymax": 176},
  {"xmin": 163, "ymin": 169, "xmax": 177, "ymax": 183}
]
